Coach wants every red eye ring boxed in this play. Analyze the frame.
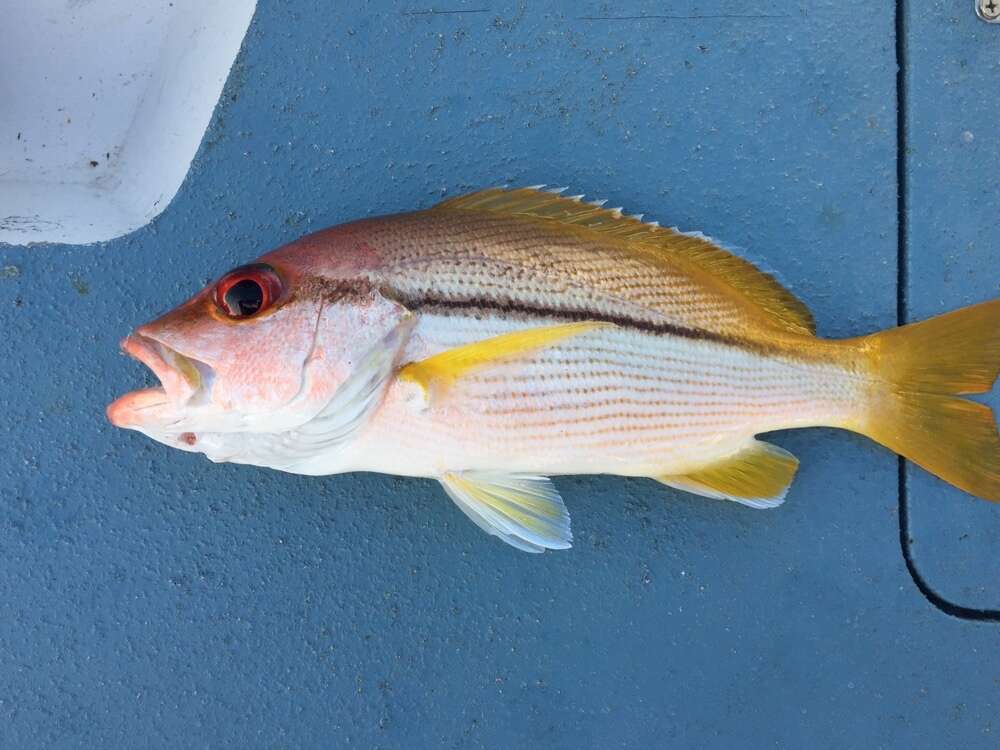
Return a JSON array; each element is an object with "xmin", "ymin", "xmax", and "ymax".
[{"xmin": 213, "ymin": 264, "xmax": 283, "ymax": 319}]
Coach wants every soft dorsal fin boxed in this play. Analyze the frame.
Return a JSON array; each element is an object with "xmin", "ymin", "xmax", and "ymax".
[
  {"xmin": 655, "ymin": 439, "xmax": 799, "ymax": 509},
  {"xmin": 433, "ymin": 187, "xmax": 815, "ymax": 336}
]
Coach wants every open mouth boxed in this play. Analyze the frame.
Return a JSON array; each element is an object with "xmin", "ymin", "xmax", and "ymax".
[{"xmin": 107, "ymin": 334, "xmax": 214, "ymax": 428}]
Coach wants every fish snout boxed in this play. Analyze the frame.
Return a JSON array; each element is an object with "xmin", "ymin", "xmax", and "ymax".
[
  {"xmin": 107, "ymin": 334, "xmax": 216, "ymax": 429},
  {"xmin": 106, "ymin": 387, "xmax": 171, "ymax": 428}
]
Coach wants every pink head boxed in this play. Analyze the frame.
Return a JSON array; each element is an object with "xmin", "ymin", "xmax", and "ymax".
[{"xmin": 107, "ymin": 226, "xmax": 402, "ymax": 469}]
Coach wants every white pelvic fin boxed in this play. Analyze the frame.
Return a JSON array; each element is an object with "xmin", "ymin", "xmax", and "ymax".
[
  {"xmin": 439, "ymin": 472, "xmax": 572, "ymax": 553},
  {"xmin": 656, "ymin": 439, "xmax": 799, "ymax": 509}
]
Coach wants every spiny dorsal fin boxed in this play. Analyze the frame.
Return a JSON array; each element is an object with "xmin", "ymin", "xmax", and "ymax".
[{"xmin": 433, "ymin": 187, "xmax": 815, "ymax": 336}]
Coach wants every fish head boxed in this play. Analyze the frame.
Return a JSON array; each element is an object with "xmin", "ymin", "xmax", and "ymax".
[{"xmin": 107, "ymin": 228, "xmax": 396, "ymax": 464}]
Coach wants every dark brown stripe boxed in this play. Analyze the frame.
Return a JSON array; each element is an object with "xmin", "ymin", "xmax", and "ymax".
[
  {"xmin": 298, "ymin": 275, "xmax": 788, "ymax": 356},
  {"xmin": 396, "ymin": 293, "xmax": 753, "ymax": 348}
]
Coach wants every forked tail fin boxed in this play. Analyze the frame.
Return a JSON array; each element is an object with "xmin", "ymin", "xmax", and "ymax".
[{"xmin": 857, "ymin": 299, "xmax": 1000, "ymax": 501}]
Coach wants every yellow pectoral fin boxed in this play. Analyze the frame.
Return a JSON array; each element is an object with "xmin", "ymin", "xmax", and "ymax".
[{"xmin": 398, "ymin": 320, "xmax": 610, "ymax": 399}]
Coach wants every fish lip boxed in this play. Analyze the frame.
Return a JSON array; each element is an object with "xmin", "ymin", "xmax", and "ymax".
[
  {"xmin": 124, "ymin": 334, "xmax": 197, "ymax": 400},
  {"xmin": 107, "ymin": 334, "xmax": 215, "ymax": 428}
]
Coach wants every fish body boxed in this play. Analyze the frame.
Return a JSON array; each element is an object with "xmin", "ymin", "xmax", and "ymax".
[
  {"xmin": 108, "ymin": 188, "xmax": 1000, "ymax": 552},
  {"xmin": 334, "ymin": 293, "xmax": 858, "ymax": 480}
]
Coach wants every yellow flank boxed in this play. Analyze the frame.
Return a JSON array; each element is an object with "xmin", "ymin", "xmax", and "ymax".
[{"xmin": 398, "ymin": 321, "xmax": 611, "ymax": 399}]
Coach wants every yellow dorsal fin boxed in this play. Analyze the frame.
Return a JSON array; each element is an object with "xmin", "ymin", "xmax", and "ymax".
[
  {"xmin": 656, "ymin": 439, "xmax": 799, "ymax": 508},
  {"xmin": 398, "ymin": 321, "xmax": 609, "ymax": 399},
  {"xmin": 433, "ymin": 187, "xmax": 815, "ymax": 336}
]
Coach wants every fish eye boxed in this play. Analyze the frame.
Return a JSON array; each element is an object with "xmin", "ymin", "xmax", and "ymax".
[{"xmin": 213, "ymin": 264, "xmax": 283, "ymax": 319}]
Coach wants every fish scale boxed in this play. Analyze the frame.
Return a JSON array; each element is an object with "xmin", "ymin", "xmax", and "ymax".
[
  {"xmin": 373, "ymin": 213, "xmax": 758, "ymax": 334},
  {"xmin": 351, "ymin": 311, "xmax": 862, "ymax": 479}
]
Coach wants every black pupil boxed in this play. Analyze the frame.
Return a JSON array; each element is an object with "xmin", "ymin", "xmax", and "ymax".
[{"xmin": 224, "ymin": 279, "xmax": 264, "ymax": 316}]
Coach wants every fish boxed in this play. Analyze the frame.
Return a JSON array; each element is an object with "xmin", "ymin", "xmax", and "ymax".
[{"xmin": 107, "ymin": 186, "xmax": 1000, "ymax": 552}]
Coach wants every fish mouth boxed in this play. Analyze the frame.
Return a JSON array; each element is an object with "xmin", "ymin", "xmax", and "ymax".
[{"xmin": 107, "ymin": 334, "xmax": 215, "ymax": 428}]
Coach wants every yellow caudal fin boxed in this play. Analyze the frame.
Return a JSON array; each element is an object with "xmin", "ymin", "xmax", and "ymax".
[
  {"xmin": 398, "ymin": 321, "xmax": 610, "ymax": 400},
  {"xmin": 858, "ymin": 299, "xmax": 1000, "ymax": 501}
]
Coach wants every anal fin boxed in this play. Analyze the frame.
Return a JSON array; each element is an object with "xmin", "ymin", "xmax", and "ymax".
[
  {"xmin": 439, "ymin": 472, "xmax": 572, "ymax": 552},
  {"xmin": 656, "ymin": 440, "xmax": 799, "ymax": 509}
]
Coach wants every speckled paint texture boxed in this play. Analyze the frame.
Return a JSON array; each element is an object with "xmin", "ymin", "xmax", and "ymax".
[{"xmin": 0, "ymin": 1, "xmax": 998, "ymax": 747}]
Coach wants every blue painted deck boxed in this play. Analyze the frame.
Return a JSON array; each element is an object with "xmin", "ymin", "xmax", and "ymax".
[
  {"xmin": 1, "ymin": 2, "xmax": 998, "ymax": 747},
  {"xmin": 905, "ymin": 1, "xmax": 1000, "ymax": 611}
]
